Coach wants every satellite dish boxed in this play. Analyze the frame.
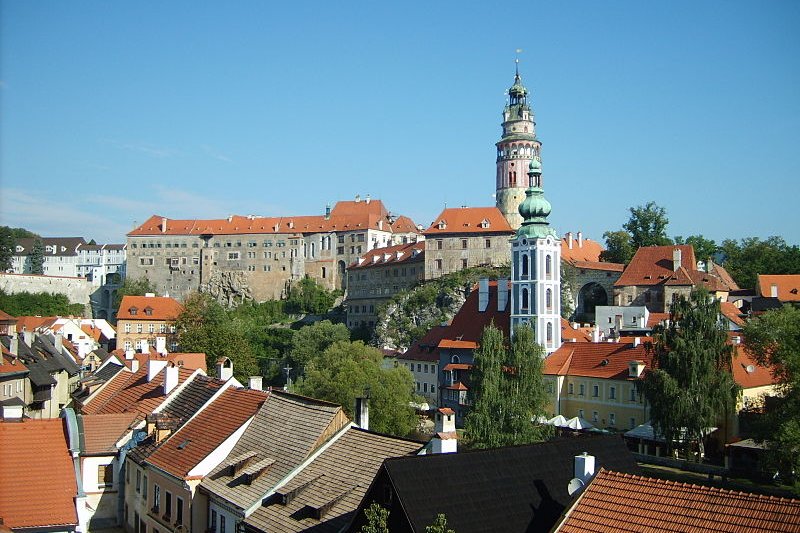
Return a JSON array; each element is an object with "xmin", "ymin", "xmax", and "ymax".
[
  {"xmin": 567, "ymin": 477, "xmax": 585, "ymax": 496},
  {"xmin": 746, "ymin": 364, "xmax": 755, "ymax": 374}
]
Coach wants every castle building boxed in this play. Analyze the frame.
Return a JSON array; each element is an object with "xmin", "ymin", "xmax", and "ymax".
[
  {"xmin": 496, "ymin": 62, "xmax": 542, "ymax": 230},
  {"xmin": 510, "ymin": 159, "xmax": 561, "ymax": 353}
]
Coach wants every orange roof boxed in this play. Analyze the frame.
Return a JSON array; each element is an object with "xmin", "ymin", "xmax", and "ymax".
[
  {"xmin": 446, "ymin": 382, "xmax": 469, "ymax": 391},
  {"xmin": 544, "ymin": 342, "xmax": 652, "ymax": 379},
  {"xmin": 390, "ymin": 215, "xmax": 421, "ymax": 234},
  {"xmin": 561, "ymin": 318, "xmax": 592, "ymax": 342},
  {"xmin": 0, "ymin": 309, "xmax": 17, "ymax": 322},
  {"xmin": 647, "ymin": 312, "xmax": 670, "ymax": 328},
  {"xmin": 146, "ymin": 387, "xmax": 268, "ymax": 478},
  {"xmin": 438, "ymin": 339, "xmax": 479, "ymax": 349},
  {"xmin": 0, "ymin": 419, "xmax": 78, "ymax": 529},
  {"xmin": 81, "ymin": 364, "xmax": 196, "ymax": 416},
  {"xmin": 442, "ymin": 363, "xmax": 473, "ymax": 371},
  {"xmin": 81, "ymin": 323, "xmax": 107, "ymax": 343},
  {"xmin": 82, "ymin": 412, "xmax": 139, "ymax": 455},
  {"xmin": 720, "ymin": 301, "xmax": 746, "ymax": 327},
  {"xmin": 732, "ymin": 343, "xmax": 778, "ymax": 390},
  {"xmin": 15, "ymin": 315, "xmax": 55, "ymax": 332},
  {"xmin": 560, "ymin": 235, "xmax": 604, "ymax": 263},
  {"xmin": 349, "ymin": 241, "xmax": 425, "ymax": 269},
  {"xmin": 423, "ymin": 207, "xmax": 514, "ymax": 235},
  {"xmin": 0, "ymin": 350, "xmax": 29, "ymax": 375},
  {"xmin": 616, "ymin": 245, "xmax": 735, "ymax": 293},
  {"xmin": 556, "ymin": 468, "xmax": 800, "ymax": 532},
  {"xmin": 116, "ymin": 295, "xmax": 183, "ymax": 321},
  {"xmin": 571, "ymin": 260, "xmax": 624, "ymax": 272},
  {"xmin": 758, "ymin": 274, "xmax": 800, "ymax": 302}
]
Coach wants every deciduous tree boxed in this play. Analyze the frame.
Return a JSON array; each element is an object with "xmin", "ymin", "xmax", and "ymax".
[
  {"xmin": 623, "ymin": 201, "xmax": 672, "ymax": 249},
  {"xmin": 674, "ymin": 235, "xmax": 718, "ymax": 264},
  {"xmin": 742, "ymin": 305, "xmax": 800, "ymax": 485},
  {"xmin": 637, "ymin": 289, "xmax": 739, "ymax": 458},
  {"xmin": 720, "ymin": 236, "xmax": 800, "ymax": 289},
  {"xmin": 360, "ymin": 503, "xmax": 389, "ymax": 533},
  {"xmin": 426, "ymin": 514, "xmax": 456, "ymax": 533},
  {"xmin": 114, "ymin": 277, "xmax": 157, "ymax": 310},
  {"xmin": 0, "ymin": 227, "xmax": 15, "ymax": 271},
  {"xmin": 284, "ymin": 276, "xmax": 340, "ymax": 315},
  {"xmin": 600, "ymin": 230, "xmax": 635, "ymax": 264},
  {"xmin": 289, "ymin": 320, "xmax": 350, "ymax": 370}
]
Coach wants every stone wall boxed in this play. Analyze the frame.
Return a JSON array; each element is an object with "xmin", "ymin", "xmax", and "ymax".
[
  {"xmin": 0, "ymin": 273, "xmax": 92, "ymax": 314},
  {"xmin": 424, "ymin": 234, "xmax": 511, "ymax": 280}
]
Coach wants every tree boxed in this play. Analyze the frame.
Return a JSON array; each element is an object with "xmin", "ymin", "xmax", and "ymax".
[
  {"xmin": 623, "ymin": 201, "xmax": 672, "ymax": 249},
  {"xmin": 560, "ymin": 260, "xmax": 576, "ymax": 320},
  {"xmin": 297, "ymin": 340, "xmax": 417, "ymax": 436},
  {"xmin": 284, "ymin": 277, "xmax": 340, "ymax": 315},
  {"xmin": 175, "ymin": 292, "xmax": 258, "ymax": 381},
  {"xmin": 720, "ymin": 236, "xmax": 800, "ymax": 289},
  {"xmin": 426, "ymin": 514, "xmax": 455, "ymax": 533},
  {"xmin": 637, "ymin": 289, "xmax": 740, "ymax": 458},
  {"xmin": 465, "ymin": 323, "xmax": 552, "ymax": 449},
  {"xmin": 0, "ymin": 289, "xmax": 85, "ymax": 316},
  {"xmin": 360, "ymin": 503, "xmax": 389, "ymax": 533},
  {"xmin": 742, "ymin": 305, "xmax": 800, "ymax": 485},
  {"xmin": 0, "ymin": 227, "xmax": 15, "ymax": 271},
  {"xmin": 674, "ymin": 235, "xmax": 718, "ymax": 264},
  {"xmin": 600, "ymin": 230, "xmax": 635, "ymax": 264},
  {"xmin": 289, "ymin": 320, "xmax": 350, "ymax": 370},
  {"xmin": 114, "ymin": 276, "xmax": 157, "ymax": 310},
  {"xmin": 29, "ymin": 237, "xmax": 45, "ymax": 275}
]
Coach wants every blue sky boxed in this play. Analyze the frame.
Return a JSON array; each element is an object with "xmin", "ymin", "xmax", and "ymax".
[{"xmin": 2, "ymin": 1, "xmax": 798, "ymax": 245}]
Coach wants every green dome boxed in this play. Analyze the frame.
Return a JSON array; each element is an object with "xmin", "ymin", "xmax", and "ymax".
[
  {"xmin": 516, "ymin": 158, "xmax": 557, "ymax": 239},
  {"xmin": 518, "ymin": 186, "xmax": 551, "ymax": 220},
  {"xmin": 529, "ymin": 158, "xmax": 541, "ymax": 171}
]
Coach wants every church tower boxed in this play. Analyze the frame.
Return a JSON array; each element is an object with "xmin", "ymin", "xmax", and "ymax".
[
  {"xmin": 510, "ymin": 159, "xmax": 561, "ymax": 354},
  {"xmin": 496, "ymin": 61, "xmax": 542, "ymax": 230}
]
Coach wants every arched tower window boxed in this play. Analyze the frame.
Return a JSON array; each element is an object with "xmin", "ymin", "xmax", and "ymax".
[
  {"xmin": 521, "ymin": 254, "xmax": 529, "ymax": 278},
  {"xmin": 451, "ymin": 355, "xmax": 460, "ymax": 364},
  {"xmin": 522, "ymin": 288, "xmax": 529, "ymax": 311},
  {"xmin": 546, "ymin": 289, "xmax": 553, "ymax": 311},
  {"xmin": 546, "ymin": 255, "xmax": 552, "ymax": 279},
  {"xmin": 546, "ymin": 322, "xmax": 553, "ymax": 342}
]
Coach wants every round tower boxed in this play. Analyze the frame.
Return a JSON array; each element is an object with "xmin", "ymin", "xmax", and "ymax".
[{"xmin": 496, "ymin": 61, "xmax": 542, "ymax": 230}]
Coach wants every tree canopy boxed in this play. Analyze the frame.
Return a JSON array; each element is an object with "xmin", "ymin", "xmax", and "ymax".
[
  {"xmin": 674, "ymin": 235, "xmax": 718, "ymax": 264},
  {"xmin": 0, "ymin": 289, "xmax": 85, "ymax": 317},
  {"xmin": 297, "ymin": 339, "xmax": 418, "ymax": 436},
  {"xmin": 284, "ymin": 276, "xmax": 340, "ymax": 315},
  {"xmin": 742, "ymin": 305, "xmax": 800, "ymax": 485},
  {"xmin": 114, "ymin": 277, "xmax": 157, "ymax": 311},
  {"xmin": 637, "ymin": 289, "xmax": 739, "ymax": 458},
  {"xmin": 601, "ymin": 202, "xmax": 671, "ymax": 264},
  {"xmin": 465, "ymin": 323, "xmax": 552, "ymax": 449},
  {"xmin": 720, "ymin": 236, "xmax": 800, "ymax": 289},
  {"xmin": 289, "ymin": 320, "xmax": 350, "ymax": 370}
]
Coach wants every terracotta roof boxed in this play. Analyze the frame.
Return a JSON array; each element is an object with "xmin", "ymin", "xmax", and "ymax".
[
  {"xmin": 438, "ymin": 339, "xmax": 479, "ymax": 349},
  {"xmin": 81, "ymin": 323, "xmax": 107, "ymax": 343},
  {"xmin": 15, "ymin": 315, "xmax": 55, "ymax": 332},
  {"xmin": 116, "ymin": 295, "xmax": 183, "ymax": 321},
  {"xmin": 758, "ymin": 274, "xmax": 800, "ymax": 302},
  {"xmin": 720, "ymin": 301, "xmax": 746, "ymax": 327},
  {"xmin": 555, "ymin": 468, "xmax": 800, "ymax": 532},
  {"xmin": 81, "ymin": 364, "xmax": 196, "ymax": 416},
  {"xmin": 146, "ymin": 387, "xmax": 268, "ymax": 479},
  {"xmin": 561, "ymin": 235, "xmax": 604, "ymax": 263},
  {"xmin": 390, "ymin": 215, "xmax": 421, "ymax": 234},
  {"xmin": 244, "ymin": 427, "xmax": 421, "ymax": 533},
  {"xmin": 544, "ymin": 342, "xmax": 652, "ymax": 379},
  {"xmin": 423, "ymin": 207, "xmax": 514, "ymax": 235},
  {"xmin": 348, "ymin": 241, "xmax": 425, "ymax": 269},
  {"xmin": 561, "ymin": 318, "xmax": 592, "ymax": 342},
  {"xmin": 647, "ymin": 312, "xmax": 670, "ymax": 328},
  {"xmin": 732, "ymin": 343, "xmax": 778, "ymax": 390},
  {"xmin": 0, "ymin": 309, "xmax": 17, "ymax": 322},
  {"xmin": 570, "ymin": 260, "xmax": 624, "ymax": 272},
  {"xmin": 0, "ymin": 418, "xmax": 78, "ymax": 529},
  {"xmin": 442, "ymin": 363, "xmax": 473, "ymax": 371},
  {"xmin": 0, "ymin": 350, "xmax": 30, "ymax": 375},
  {"xmin": 446, "ymin": 382, "xmax": 469, "ymax": 391},
  {"xmin": 81, "ymin": 412, "xmax": 139, "ymax": 455}
]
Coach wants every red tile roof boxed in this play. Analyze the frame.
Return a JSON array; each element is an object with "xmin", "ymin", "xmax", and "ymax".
[
  {"xmin": 615, "ymin": 245, "xmax": 736, "ymax": 292},
  {"xmin": 82, "ymin": 412, "xmax": 139, "ymax": 455},
  {"xmin": 390, "ymin": 215, "xmax": 421, "ymax": 234},
  {"xmin": 570, "ymin": 260, "xmax": 624, "ymax": 272},
  {"xmin": 0, "ymin": 309, "xmax": 17, "ymax": 322},
  {"xmin": 0, "ymin": 418, "xmax": 78, "ymax": 529},
  {"xmin": 561, "ymin": 318, "xmax": 592, "ymax": 342},
  {"xmin": 423, "ymin": 207, "xmax": 514, "ymax": 235},
  {"xmin": 110, "ymin": 351, "xmax": 207, "ymax": 373},
  {"xmin": 758, "ymin": 274, "xmax": 800, "ymax": 302},
  {"xmin": 544, "ymin": 342, "xmax": 652, "ymax": 380},
  {"xmin": 560, "ymin": 236, "xmax": 604, "ymax": 263},
  {"xmin": 15, "ymin": 315, "xmax": 54, "ymax": 332},
  {"xmin": 116, "ymin": 295, "xmax": 183, "ymax": 321},
  {"xmin": 720, "ymin": 301, "xmax": 746, "ymax": 327},
  {"xmin": 647, "ymin": 312, "xmax": 670, "ymax": 328},
  {"xmin": 732, "ymin": 343, "xmax": 778, "ymax": 390},
  {"xmin": 438, "ymin": 339, "xmax": 479, "ymax": 349},
  {"xmin": 145, "ymin": 387, "xmax": 268, "ymax": 478},
  {"xmin": 348, "ymin": 241, "xmax": 425, "ymax": 269},
  {"xmin": 556, "ymin": 468, "xmax": 800, "ymax": 532},
  {"xmin": 0, "ymin": 350, "xmax": 30, "ymax": 375}
]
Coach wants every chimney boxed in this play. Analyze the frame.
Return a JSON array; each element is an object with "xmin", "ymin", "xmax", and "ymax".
[
  {"xmin": 23, "ymin": 330, "xmax": 33, "ymax": 347},
  {"xmin": 55, "ymin": 333, "xmax": 63, "ymax": 353},
  {"xmin": 628, "ymin": 360, "xmax": 645, "ymax": 378},
  {"xmin": 355, "ymin": 396, "xmax": 369, "ymax": 430},
  {"xmin": 155, "ymin": 336, "xmax": 167, "ymax": 355},
  {"xmin": 161, "ymin": 217, "xmax": 168, "ymax": 233},
  {"xmin": 432, "ymin": 408, "xmax": 458, "ymax": 454},
  {"xmin": 478, "ymin": 278, "xmax": 490, "ymax": 312},
  {"xmin": 10, "ymin": 335, "xmax": 18, "ymax": 356},
  {"xmin": 324, "ymin": 204, "xmax": 331, "ymax": 219},
  {"xmin": 566, "ymin": 232, "xmax": 573, "ymax": 249},
  {"xmin": 131, "ymin": 358, "xmax": 140, "ymax": 373},
  {"xmin": 497, "ymin": 278, "xmax": 509, "ymax": 312},
  {"xmin": 574, "ymin": 452, "xmax": 595, "ymax": 484},
  {"xmin": 125, "ymin": 349, "xmax": 135, "ymax": 360},
  {"xmin": 771, "ymin": 284, "xmax": 779, "ymax": 298},
  {"xmin": 592, "ymin": 325, "xmax": 600, "ymax": 343},
  {"xmin": 673, "ymin": 248, "xmax": 682, "ymax": 271},
  {"xmin": 163, "ymin": 362, "xmax": 179, "ymax": 395},
  {"xmin": 577, "ymin": 231, "xmax": 583, "ymax": 248},
  {"xmin": 378, "ymin": 220, "xmax": 383, "ymax": 231},
  {"xmin": 633, "ymin": 337, "xmax": 641, "ymax": 347},
  {"xmin": 147, "ymin": 357, "xmax": 168, "ymax": 382},
  {"xmin": 732, "ymin": 336, "xmax": 741, "ymax": 345},
  {"xmin": 365, "ymin": 194, "xmax": 371, "ymax": 204},
  {"xmin": 1, "ymin": 403, "xmax": 24, "ymax": 422},
  {"xmin": 138, "ymin": 339, "xmax": 149, "ymax": 353},
  {"xmin": 248, "ymin": 376, "xmax": 263, "ymax": 391},
  {"xmin": 145, "ymin": 293, "xmax": 155, "ymax": 298},
  {"xmin": 216, "ymin": 357, "xmax": 233, "ymax": 380},
  {"xmin": 355, "ymin": 194, "xmax": 361, "ymax": 203}
]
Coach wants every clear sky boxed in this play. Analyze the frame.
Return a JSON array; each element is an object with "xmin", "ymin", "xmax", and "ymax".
[{"xmin": 2, "ymin": 1, "xmax": 798, "ymax": 245}]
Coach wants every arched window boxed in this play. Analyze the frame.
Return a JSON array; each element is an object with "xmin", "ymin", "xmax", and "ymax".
[
  {"xmin": 521, "ymin": 254, "xmax": 529, "ymax": 278},
  {"xmin": 546, "ymin": 289, "xmax": 552, "ymax": 310},
  {"xmin": 546, "ymin": 322, "xmax": 553, "ymax": 342},
  {"xmin": 522, "ymin": 288, "xmax": 529, "ymax": 311},
  {"xmin": 451, "ymin": 355, "xmax": 460, "ymax": 364},
  {"xmin": 546, "ymin": 255, "xmax": 552, "ymax": 279}
]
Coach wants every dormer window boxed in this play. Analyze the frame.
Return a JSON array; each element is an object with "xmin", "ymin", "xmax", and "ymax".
[
  {"xmin": 129, "ymin": 307, "xmax": 138, "ymax": 316},
  {"xmin": 437, "ymin": 220, "xmax": 447, "ymax": 230},
  {"xmin": 144, "ymin": 307, "xmax": 153, "ymax": 316},
  {"xmin": 480, "ymin": 219, "xmax": 490, "ymax": 229}
]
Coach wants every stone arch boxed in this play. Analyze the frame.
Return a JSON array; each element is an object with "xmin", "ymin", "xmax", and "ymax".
[{"xmin": 576, "ymin": 282, "xmax": 609, "ymax": 323}]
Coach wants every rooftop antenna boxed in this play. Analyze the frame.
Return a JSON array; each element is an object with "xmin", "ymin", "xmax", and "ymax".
[
  {"xmin": 283, "ymin": 365, "xmax": 292, "ymax": 390},
  {"xmin": 515, "ymin": 48, "xmax": 523, "ymax": 76}
]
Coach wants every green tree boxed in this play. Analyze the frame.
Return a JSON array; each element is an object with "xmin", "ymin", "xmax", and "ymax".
[
  {"xmin": 0, "ymin": 227, "xmax": 15, "ymax": 271},
  {"xmin": 637, "ymin": 289, "xmax": 740, "ymax": 458},
  {"xmin": 284, "ymin": 276, "xmax": 340, "ymax": 315},
  {"xmin": 360, "ymin": 503, "xmax": 389, "ymax": 533},
  {"xmin": 720, "ymin": 236, "xmax": 800, "ymax": 289},
  {"xmin": 465, "ymin": 323, "xmax": 551, "ymax": 449},
  {"xmin": 0, "ymin": 289, "xmax": 85, "ymax": 316},
  {"xmin": 623, "ymin": 201, "xmax": 672, "ymax": 249},
  {"xmin": 674, "ymin": 235, "xmax": 718, "ymax": 264},
  {"xmin": 426, "ymin": 514, "xmax": 456, "ymax": 533},
  {"xmin": 114, "ymin": 277, "xmax": 157, "ymax": 310},
  {"xmin": 289, "ymin": 320, "xmax": 350, "ymax": 370},
  {"xmin": 297, "ymin": 340, "xmax": 417, "ymax": 436},
  {"xmin": 175, "ymin": 292, "xmax": 258, "ymax": 381},
  {"xmin": 29, "ymin": 237, "xmax": 45, "ymax": 275},
  {"xmin": 742, "ymin": 305, "xmax": 800, "ymax": 485},
  {"xmin": 600, "ymin": 230, "xmax": 635, "ymax": 264},
  {"xmin": 560, "ymin": 260, "xmax": 576, "ymax": 319}
]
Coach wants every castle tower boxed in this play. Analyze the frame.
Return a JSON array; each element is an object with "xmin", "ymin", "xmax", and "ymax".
[
  {"xmin": 510, "ymin": 160, "xmax": 561, "ymax": 354},
  {"xmin": 496, "ymin": 61, "xmax": 542, "ymax": 230}
]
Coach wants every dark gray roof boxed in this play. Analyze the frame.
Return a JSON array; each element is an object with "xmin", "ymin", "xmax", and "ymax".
[
  {"xmin": 13, "ymin": 237, "xmax": 86, "ymax": 256},
  {"xmin": 362, "ymin": 434, "xmax": 639, "ymax": 533},
  {"xmin": 93, "ymin": 362, "xmax": 124, "ymax": 382}
]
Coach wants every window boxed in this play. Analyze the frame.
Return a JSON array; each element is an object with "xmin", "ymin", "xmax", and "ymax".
[
  {"xmin": 126, "ymin": 463, "xmax": 130, "ymax": 484},
  {"xmin": 435, "ymin": 259, "xmax": 443, "ymax": 270},
  {"xmin": 227, "ymin": 251, "xmax": 240, "ymax": 260},
  {"xmin": 143, "ymin": 474, "xmax": 147, "ymax": 496},
  {"xmin": 152, "ymin": 484, "xmax": 160, "ymax": 513},
  {"xmin": 176, "ymin": 497, "xmax": 183, "ymax": 525},
  {"xmin": 160, "ymin": 324, "xmax": 166, "ymax": 333},
  {"xmin": 579, "ymin": 409, "xmax": 585, "ymax": 418},
  {"xmin": 436, "ymin": 240, "xmax": 443, "ymax": 250},
  {"xmin": 97, "ymin": 464, "xmax": 113, "ymax": 488},
  {"xmin": 568, "ymin": 383, "xmax": 574, "ymax": 395},
  {"xmin": 135, "ymin": 469, "xmax": 141, "ymax": 493},
  {"xmin": 630, "ymin": 417, "xmax": 637, "ymax": 429},
  {"xmin": 592, "ymin": 411, "xmax": 599, "ymax": 422},
  {"xmin": 609, "ymin": 413, "xmax": 616, "ymax": 426},
  {"xmin": 148, "ymin": 324, "xmax": 155, "ymax": 334},
  {"xmin": 461, "ymin": 258, "xmax": 468, "ymax": 269},
  {"xmin": 424, "ymin": 364, "xmax": 428, "ymax": 373},
  {"xmin": 546, "ymin": 289, "xmax": 553, "ymax": 310},
  {"xmin": 220, "ymin": 516, "xmax": 226, "ymax": 533},
  {"xmin": 461, "ymin": 239, "xmax": 468, "ymax": 249},
  {"xmin": 485, "ymin": 238, "xmax": 491, "ymax": 249},
  {"xmin": 140, "ymin": 257, "xmax": 154, "ymax": 266},
  {"xmin": 123, "ymin": 324, "xmax": 131, "ymax": 334},
  {"xmin": 137, "ymin": 324, "xmax": 143, "ymax": 333},
  {"xmin": 579, "ymin": 384, "xmax": 585, "ymax": 396},
  {"xmin": 609, "ymin": 386, "xmax": 616, "ymax": 400},
  {"xmin": 164, "ymin": 491, "xmax": 172, "ymax": 520},
  {"xmin": 630, "ymin": 388, "xmax": 637, "ymax": 402},
  {"xmin": 545, "ymin": 255, "xmax": 552, "ymax": 278},
  {"xmin": 592, "ymin": 385, "xmax": 599, "ymax": 397}
]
